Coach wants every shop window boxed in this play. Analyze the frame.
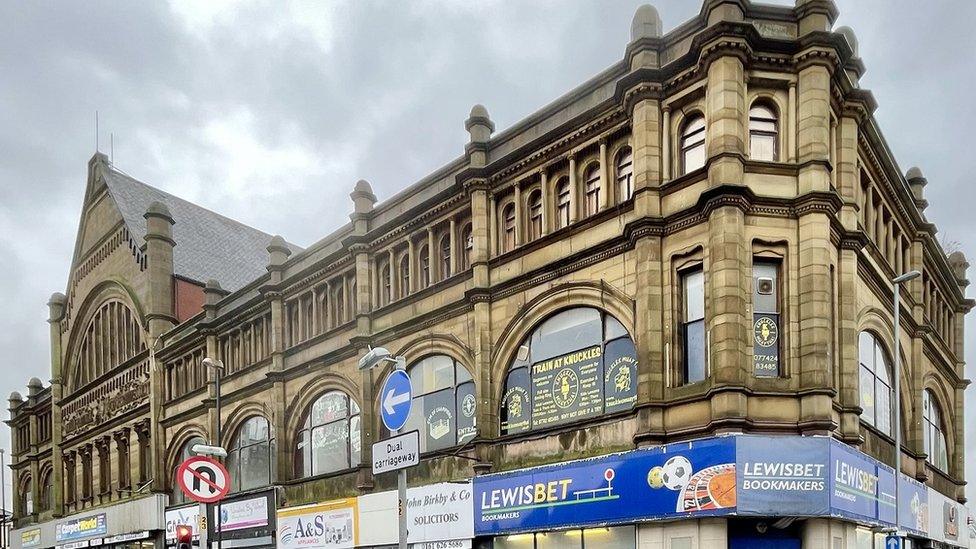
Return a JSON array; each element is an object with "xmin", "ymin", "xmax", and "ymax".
[
  {"xmin": 500, "ymin": 308, "xmax": 637, "ymax": 435},
  {"xmin": 752, "ymin": 260, "xmax": 781, "ymax": 377},
  {"xmin": 172, "ymin": 436, "xmax": 206, "ymax": 504},
  {"xmin": 749, "ymin": 103, "xmax": 778, "ymax": 161},
  {"xmin": 858, "ymin": 331, "xmax": 893, "ymax": 436},
  {"xmin": 584, "ymin": 164, "xmax": 601, "ymax": 217},
  {"xmin": 680, "ymin": 268, "xmax": 706, "ymax": 384},
  {"xmin": 555, "ymin": 178, "xmax": 571, "ymax": 229},
  {"xmin": 382, "ymin": 355, "xmax": 476, "ymax": 453},
  {"xmin": 923, "ymin": 389, "xmax": 949, "ymax": 471},
  {"xmin": 294, "ymin": 391, "xmax": 361, "ymax": 477},
  {"xmin": 616, "ymin": 147, "xmax": 633, "ymax": 202},
  {"xmin": 226, "ymin": 416, "xmax": 274, "ymax": 492},
  {"xmin": 527, "ymin": 190, "xmax": 543, "ymax": 241},
  {"xmin": 494, "ymin": 526, "xmax": 635, "ymax": 549},
  {"xmin": 680, "ymin": 114, "xmax": 706, "ymax": 174}
]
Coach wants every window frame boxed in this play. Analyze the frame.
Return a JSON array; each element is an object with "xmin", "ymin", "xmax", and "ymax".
[
  {"xmin": 527, "ymin": 190, "xmax": 543, "ymax": 241},
  {"xmin": 748, "ymin": 103, "xmax": 779, "ymax": 162},
  {"xmin": 584, "ymin": 164, "xmax": 601, "ymax": 217},
  {"xmin": 460, "ymin": 224, "xmax": 473, "ymax": 270},
  {"xmin": 922, "ymin": 389, "xmax": 949, "ymax": 471},
  {"xmin": 616, "ymin": 147, "xmax": 633, "ymax": 202},
  {"xmin": 501, "ymin": 202, "xmax": 517, "ymax": 253},
  {"xmin": 555, "ymin": 178, "xmax": 571, "ymax": 229},
  {"xmin": 226, "ymin": 416, "xmax": 274, "ymax": 493},
  {"xmin": 858, "ymin": 331, "xmax": 894, "ymax": 437},
  {"xmin": 680, "ymin": 114, "xmax": 706, "ymax": 175},
  {"xmin": 294, "ymin": 391, "xmax": 362, "ymax": 478},
  {"xmin": 679, "ymin": 266, "xmax": 707, "ymax": 385},
  {"xmin": 439, "ymin": 234, "xmax": 452, "ymax": 280}
]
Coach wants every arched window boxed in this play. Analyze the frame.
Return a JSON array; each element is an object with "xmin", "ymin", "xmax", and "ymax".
[
  {"xmin": 584, "ymin": 164, "xmax": 601, "ymax": 217},
  {"xmin": 19, "ymin": 475, "xmax": 33, "ymax": 516},
  {"xmin": 295, "ymin": 391, "xmax": 361, "ymax": 477},
  {"xmin": 440, "ymin": 234, "xmax": 452, "ymax": 280},
  {"xmin": 555, "ymin": 178, "xmax": 571, "ymax": 229},
  {"xmin": 399, "ymin": 254, "xmax": 410, "ymax": 297},
  {"xmin": 680, "ymin": 114, "xmax": 706, "ymax": 175},
  {"xmin": 749, "ymin": 103, "xmax": 778, "ymax": 161},
  {"xmin": 226, "ymin": 416, "xmax": 274, "ymax": 492},
  {"xmin": 501, "ymin": 307, "xmax": 637, "ymax": 435},
  {"xmin": 73, "ymin": 299, "xmax": 146, "ymax": 390},
  {"xmin": 616, "ymin": 147, "xmax": 633, "ymax": 202},
  {"xmin": 419, "ymin": 245, "xmax": 431, "ymax": 288},
  {"xmin": 40, "ymin": 468, "xmax": 52, "ymax": 511},
  {"xmin": 460, "ymin": 224, "xmax": 473, "ymax": 271},
  {"xmin": 380, "ymin": 261, "xmax": 392, "ymax": 306},
  {"xmin": 858, "ymin": 332, "xmax": 893, "ymax": 436},
  {"xmin": 172, "ymin": 435, "xmax": 206, "ymax": 504},
  {"xmin": 923, "ymin": 389, "xmax": 949, "ymax": 471},
  {"xmin": 501, "ymin": 203, "xmax": 516, "ymax": 253},
  {"xmin": 527, "ymin": 190, "xmax": 543, "ymax": 241},
  {"xmin": 383, "ymin": 356, "xmax": 476, "ymax": 453},
  {"xmin": 333, "ymin": 284, "xmax": 345, "ymax": 325}
]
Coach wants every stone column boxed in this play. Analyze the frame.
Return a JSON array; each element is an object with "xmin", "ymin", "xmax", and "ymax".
[
  {"xmin": 449, "ymin": 218, "xmax": 457, "ymax": 276},
  {"xmin": 513, "ymin": 184, "xmax": 523, "ymax": 246},
  {"xmin": 143, "ymin": 201, "xmax": 177, "ymax": 339},
  {"xmin": 795, "ymin": 55, "xmax": 835, "ymax": 432},
  {"xmin": 47, "ymin": 293, "xmax": 67, "ymax": 517},
  {"xmin": 539, "ymin": 170, "xmax": 550, "ymax": 236},
  {"xmin": 488, "ymin": 195, "xmax": 497, "ymax": 257},
  {"xmin": 264, "ymin": 236, "xmax": 291, "ymax": 481},
  {"xmin": 568, "ymin": 154, "xmax": 579, "ymax": 223},
  {"xmin": 388, "ymin": 248, "xmax": 397, "ymax": 300},
  {"xmin": 407, "ymin": 239, "xmax": 417, "ymax": 293},
  {"xmin": 426, "ymin": 227, "xmax": 436, "ymax": 284},
  {"xmin": 706, "ymin": 203, "xmax": 750, "ymax": 390},
  {"xmin": 661, "ymin": 106, "xmax": 671, "ymax": 182},
  {"xmin": 599, "ymin": 138, "xmax": 609, "ymax": 209},
  {"xmin": 788, "ymin": 81, "xmax": 797, "ymax": 162},
  {"xmin": 705, "ymin": 53, "xmax": 746, "ymax": 189}
]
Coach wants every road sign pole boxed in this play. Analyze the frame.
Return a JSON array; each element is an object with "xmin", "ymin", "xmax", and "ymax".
[
  {"xmin": 395, "ymin": 358, "xmax": 407, "ymax": 549},
  {"xmin": 214, "ymin": 366, "xmax": 222, "ymax": 549}
]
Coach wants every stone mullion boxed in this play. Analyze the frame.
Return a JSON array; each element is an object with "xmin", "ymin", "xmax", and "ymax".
[
  {"xmin": 407, "ymin": 238, "xmax": 417, "ymax": 292},
  {"xmin": 660, "ymin": 106, "xmax": 671, "ymax": 183},
  {"xmin": 389, "ymin": 247, "xmax": 397, "ymax": 301},
  {"xmin": 448, "ymin": 218, "xmax": 457, "ymax": 276},
  {"xmin": 513, "ymin": 184, "xmax": 523, "ymax": 247},
  {"xmin": 539, "ymin": 170, "xmax": 550, "ymax": 236},
  {"xmin": 426, "ymin": 227, "xmax": 436, "ymax": 284},
  {"xmin": 568, "ymin": 155, "xmax": 579, "ymax": 223},
  {"xmin": 788, "ymin": 81, "xmax": 797, "ymax": 162},
  {"xmin": 598, "ymin": 138, "xmax": 609, "ymax": 210}
]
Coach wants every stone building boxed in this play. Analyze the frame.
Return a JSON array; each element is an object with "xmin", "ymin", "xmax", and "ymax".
[{"xmin": 6, "ymin": 1, "xmax": 971, "ymax": 548}]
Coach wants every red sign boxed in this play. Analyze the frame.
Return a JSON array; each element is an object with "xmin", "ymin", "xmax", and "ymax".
[{"xmin": 177, "ymin": 455, "xmax": 230, "ymax": 503}]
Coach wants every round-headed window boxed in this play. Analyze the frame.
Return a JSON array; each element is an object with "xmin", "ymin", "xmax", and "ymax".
[
  {"xmin": 295, "ymin": 391, "xmax": 361, "ymax": 477},
  {"xmin": 501, "ymin": 307, "xmax": 637, "ymax": 435}
]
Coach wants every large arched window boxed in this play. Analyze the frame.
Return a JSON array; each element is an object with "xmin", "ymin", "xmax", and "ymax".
[
  {"xmin": 39, "ymin": 467, "xmax": 52, "ymax": 511},
  {"xmin": 226, "ymin": 416, "xmax": 274, "ymax": 492},
  {"xmin": 19, "ymin": 475, "xmax": 33, "ymax": 516},
  {"xmin": 616, "ymin": 147, "xmax": 633, "ymax": 202},
  {"xmin": 859, "ymin": 332, "xmax": 893, "ymax": 436},
  {"xmin": 73, "ymin": 299, "xmax": 146, "ymax": 390},
  {"xmin": 383, "ymin": 356, "xmax": 476, "ymax": 453},
  {"xmin": 923, "ymin": 389, "xmax": 949, "ymax": 471},
  {"xmin": 555, "ymin": 178, "xmax": 571, "ymax": 229},
  {"xmin": 501, "ymin": 307, "xmax": 637, "ymax": 435},
  {"xmin": 172, "ymin": 436, "xmax": 206, "ymax": 504},
  {"xmin": 584, "ymin": 164, "xmax": 601, "ymax": 217},
  {"xmin": 501, "ymin": 203, "xmax": 516, "ymax": 253},
  {"xmin": 295, "ymin": 391, "xmax": 361, "ymax": 477},
  {"xmin": 749, "ymin": 103, "xmax": 778, "ymax": 162},
  {"xmin": 527, "ymin": 190, "xmax": 543, "ymax": 241},
  {"xmin": 680, "ymin": 114, "xmax": 706, "ymax": 175}
]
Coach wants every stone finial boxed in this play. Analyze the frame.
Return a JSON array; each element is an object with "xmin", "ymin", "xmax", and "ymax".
[
  {"xmin": 48, "ymin": 292, "xmax": 67, "ymax": 323},
  {"xmin": 631, "ymin": 4, "xmax": 662, "ymax": 41},
  {"xmin": 204, "ymin": 278, "xmax": 225, "ymax": 306},
  {"xmin": 795, "ymin": 0, "xmax": 839, "ymax": 35},
  {"xmin": 702, "ymin": 0, "xmax": 743, "ymax": 25},
  {"xmin": 27, "ymin": 377, "xmax": 43, "ymax": 398},
  {"xmin": 906, "ymin": 166, "xmax": 928, "ymax": 212},
  {"xmin": 836, "ymin": 26, "xmax": 858, "ymax": 57},
  {"xmin": 948, "ymin": 251, "xmax": 969, "ymax": 287},
  {"xmin": 9, "ymin": 391, "xmax": 23, "ymax": 409},
  {"xmin": 350, "ymin": 179, "xmax": 378, "ymax": 214},
  {"xmin": 145, "ymin": 200, "xmax": 173, "ymax": 222},
  {"xmin": 267, "ymin": 235, "xmax": 292, "ymax": 268},
  {"xmin": 465, "ymin": 104, "xmax": 495, "ymax": 143}
]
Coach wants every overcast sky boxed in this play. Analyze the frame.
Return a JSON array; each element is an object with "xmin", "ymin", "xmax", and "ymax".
[{"xmin": 2, "ymin": 0, "xmax": 975, "ymax": 510}]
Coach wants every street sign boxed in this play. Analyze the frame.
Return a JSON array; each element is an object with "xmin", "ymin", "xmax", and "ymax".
[
  {"xmin": 885, "ymin": 535, "xmax": 901, "ymax": 549},
  {"xmin": 380, "ymin": 369, "xmax": 413, "ymax": 432},
  {"xmin": 177, "ymin": 455, "xmax": 231, "ymax": 503},
  {"xmin": 372, "ymin": 430, "xmax": 420, "ymax": 474}
]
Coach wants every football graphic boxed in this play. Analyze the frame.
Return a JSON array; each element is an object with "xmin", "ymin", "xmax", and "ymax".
[
  {"xmin": 647, "ymin": 466, "xmax": 665, "ymax": 489},
  {"xmin": 661, "ymin": 455, "xmax": 692, "ymax": 490}
]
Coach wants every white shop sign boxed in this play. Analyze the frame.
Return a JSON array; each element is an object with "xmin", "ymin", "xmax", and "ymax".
[
  {"xmin": 276, "ymin": 498, "xmax": 357, "ymax": 549},
  {"xmin": 165, "ymin": 507, "xmax": 201, "ymax": 542},
  {"xmin": 217, "ymin": 496, "xmax": 269, "ymax": 532},
  {"xmin": 357, "ymin": 482, "xmax": 473, "ymax": 547},
  {"xmin": 926, "ymin": 487, "xmax": 969, "ymax": 548}
]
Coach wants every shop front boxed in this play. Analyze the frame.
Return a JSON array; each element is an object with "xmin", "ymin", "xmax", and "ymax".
[
  {"xmin": 164, "ymin": 504, "xmax": 202, "ymax": 547},
  {"xmin": 9, "ymin": 494, "xmax": 167, "ymax": 549},
  {"xmin": 276, "ymin": 497, "xmax": 358, "ymax": 549},
  {"xmin": 206, "ymin": 489, "xmax": 277, "ymax": 549},
  {"xmin": 472, "ymin": 435, "xmax": 969, "ymax": 549}
]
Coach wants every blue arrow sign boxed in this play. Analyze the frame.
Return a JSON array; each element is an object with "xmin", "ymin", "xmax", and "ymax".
[
  {"xmin": 885, "ymin": 535, "xmax": 900, "ymax": 549},
  {"xmin": 380, "ymin": 369, "xmax": 412, "ymax": 432}
]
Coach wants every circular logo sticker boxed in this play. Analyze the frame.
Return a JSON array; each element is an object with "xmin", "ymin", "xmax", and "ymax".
[
  {"xmin": 461, "ymin": 393, "xmax": 476, "ymax": 418},
  {"xmin": 754, "ymin": 317, "xmax": 778, "ymax": 347},
  {"xmin": 552, "ymin": 368, "xmax": 580, "ymax": 409}
]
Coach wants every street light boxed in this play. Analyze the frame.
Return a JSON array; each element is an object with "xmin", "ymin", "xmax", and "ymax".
[
  {"xmin": 1, "ymin": 447, "xmax": 6, "ymax": 549},
  {"xmin": 891, "ymin": 269, "xmax": 920, "ymax": 537},
  {"xmin": 202, "ymin": 358, "xmax": 225, "ymax": 549},
  {"xmin": 359, "ymin": 347, "xmax": 408, "ymax": 549}
]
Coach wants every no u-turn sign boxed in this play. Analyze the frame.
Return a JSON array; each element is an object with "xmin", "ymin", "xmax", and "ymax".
[{"xmin": 177, "ymin": 455, "xmax": 231, "ymax": 503}]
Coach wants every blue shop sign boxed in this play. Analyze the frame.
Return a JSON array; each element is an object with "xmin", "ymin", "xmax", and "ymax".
[
  {"xmin": 474, "ymin": 437, "xmax": 736, "ymax": 535},
  {"xmin": 828, "ymin": 440, "xmax": 896, "ymax": 527},
  {"xmin": 735, "ymin": 435, "xmax": 830, "ymax": 517},
  {"xmin": 56, "ymin": 514, "xmax": 108, "ymax": 542},
  {"xmin": 897, "ymin": 475, "xmax": 928, "ymax": 536}
]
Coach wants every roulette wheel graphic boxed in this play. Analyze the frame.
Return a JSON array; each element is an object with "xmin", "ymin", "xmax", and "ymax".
[{"xmin": 676, "ymin": 463, "xmax": 736, "ymax": 512}]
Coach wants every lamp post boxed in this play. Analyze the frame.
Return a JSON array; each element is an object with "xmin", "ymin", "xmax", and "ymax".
[
  {"xmin": 358, "ymin": 348, "xmax": 408, "ymax": 549},
  {"xmin": 1, "ymin": 447, "xmax": 6, "ymax": 549},
  {"xmin": 202, "ymin": 358, "xmax": 225, "ymax": 549},
  {"xmin": 891, "ymin": 269, "xmax": 920, "ymax": 537}
]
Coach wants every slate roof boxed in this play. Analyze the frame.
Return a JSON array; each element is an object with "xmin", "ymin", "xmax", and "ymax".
[{"xmin": 102, "ymin": 166, "xmax": 302, "ymax": 292}]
